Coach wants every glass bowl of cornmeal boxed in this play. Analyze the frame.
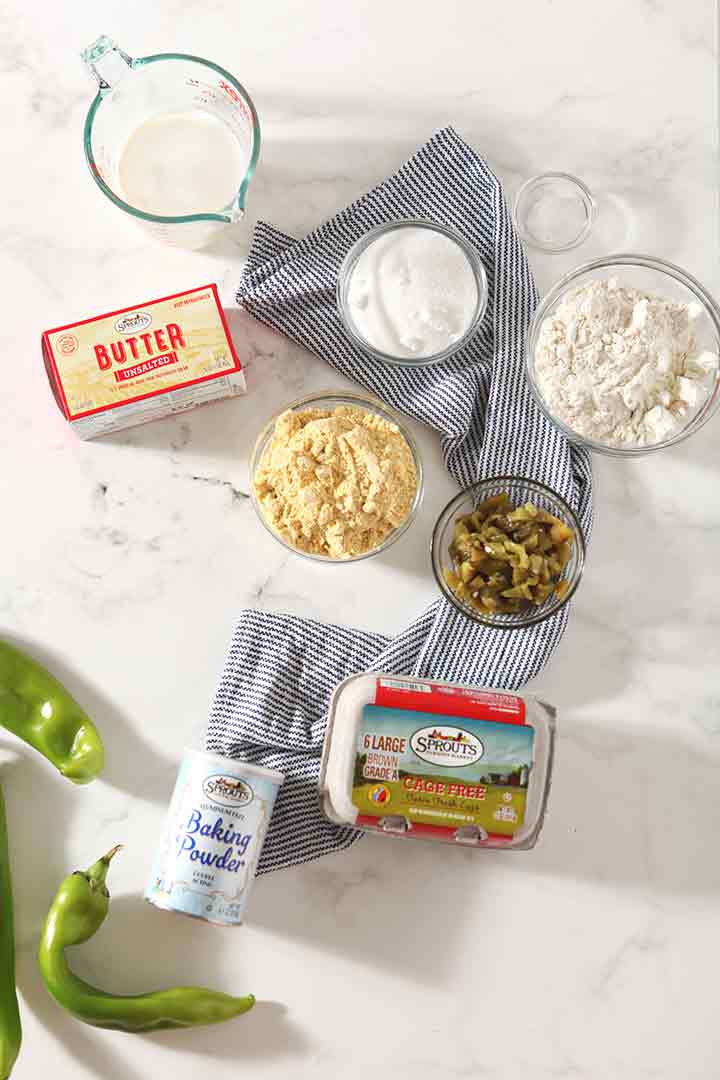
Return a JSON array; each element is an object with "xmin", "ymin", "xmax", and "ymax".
[{"xmin": 250, "ymin": 390, "xmax": 424, "ymax": 562}]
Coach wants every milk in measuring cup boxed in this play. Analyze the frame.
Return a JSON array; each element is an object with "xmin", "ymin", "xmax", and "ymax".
[
  {"xmin": 145, "ymin": 750, "xmax": 283, "ymax": 926},
  {"xmin": 119, "ymin": 111, "xmax": 248, "ymax": 217},
  {"xmin": 82, "ymin": 37, "xmax": 261, "ymax": 246}
]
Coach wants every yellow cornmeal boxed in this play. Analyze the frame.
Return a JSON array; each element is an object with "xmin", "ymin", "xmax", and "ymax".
[{"xmin": 254, "ymin": 405, "xmax": 417, "ymax": 559}]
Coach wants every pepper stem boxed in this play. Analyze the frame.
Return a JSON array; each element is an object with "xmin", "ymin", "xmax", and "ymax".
[{"xmin": 86, "ymin": 844, "xmax": 123, "ymax": 891}]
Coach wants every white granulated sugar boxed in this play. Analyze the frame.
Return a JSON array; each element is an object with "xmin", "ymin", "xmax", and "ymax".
[
  {"xmin": 346, "ymin": 226, "xmax": 478, "ymax": 359},
  {"xmin": 533, "ymin": 277, "xmax": 718, "ymax": 447}
]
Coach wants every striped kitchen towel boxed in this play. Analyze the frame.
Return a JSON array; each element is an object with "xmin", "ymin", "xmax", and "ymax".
[{"xmin": 208, "ymin": 126, "xmax": 593, "ymax": 874}]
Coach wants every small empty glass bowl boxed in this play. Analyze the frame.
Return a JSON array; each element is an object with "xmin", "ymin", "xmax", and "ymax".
[
  {"xmin": 513, "ymin": 172, "xmax": 595, "ymax": 252},
  {"xmin": 526, "ymin": 254, "xmax": 720, "ymax": 457},
  {"xmin": 336, "ymin": 219, "xmax": 488, "ymax": 366},
  {"xmin": 431, "ymin": 476, "xmax": 586, "ymax": 630},
  {"xmin": 250, "ymin": 389, "xmax": 424, "ymax": 563}
]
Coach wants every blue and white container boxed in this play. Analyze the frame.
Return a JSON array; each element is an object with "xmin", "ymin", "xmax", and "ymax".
[{"xmin": 145, "ymin": 748, "xmax": 284, "ymax": 925}]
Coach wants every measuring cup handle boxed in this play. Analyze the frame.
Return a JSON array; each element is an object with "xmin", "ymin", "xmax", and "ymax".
[{"xmin": 81, "ymin": 35, "xmax": 133, "ymax": 93}]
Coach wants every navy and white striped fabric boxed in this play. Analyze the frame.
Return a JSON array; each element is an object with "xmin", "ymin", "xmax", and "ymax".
[{"xmin": 208, "ymin": 127, "xmax": 593, "ymax": 874}]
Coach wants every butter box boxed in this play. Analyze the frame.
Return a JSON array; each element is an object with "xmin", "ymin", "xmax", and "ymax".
[{"xmin": 42, "ymin": 284, "xmax": 245, "ymax": 439}]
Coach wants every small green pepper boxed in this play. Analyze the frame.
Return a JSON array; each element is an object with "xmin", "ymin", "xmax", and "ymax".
[
  {"xmin": 39, "ymin": 847, "xmax": 256, "ymax": 1032},
  {"xmin": 0, "ymin": 641, "xmax": 104, "ymax": 784},
  {"xmin": 0, "ymin": 785, "xmax": 21, "ymax": 1080}
]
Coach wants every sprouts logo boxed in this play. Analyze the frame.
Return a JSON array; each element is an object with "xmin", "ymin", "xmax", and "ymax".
[
  {"xmin": 201, "ymin": 774, "xmax": 253, "ymax": 808},
  {"xmin": 410, "ymin": 725, "xmax": 483, "ymax": 768},
  {"xmin": 114, "ymin": 311, "xmax": 152, "ymax": 335}
]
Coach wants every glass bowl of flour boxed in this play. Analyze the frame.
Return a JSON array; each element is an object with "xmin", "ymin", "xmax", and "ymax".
[
  {"xmin": 337, "ymin": 220, "xmax": 488, "ymax": 366},
  {"xmin": 526, "ymin": 254, "xmax": 720, "ymax": 456}
]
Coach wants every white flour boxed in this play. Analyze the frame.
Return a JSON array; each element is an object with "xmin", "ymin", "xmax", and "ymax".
[{"xmin": 533, "ymin": 278, "xmax": 717, "ymax": 446}]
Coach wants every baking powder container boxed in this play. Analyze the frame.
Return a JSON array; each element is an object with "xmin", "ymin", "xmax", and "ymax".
[{"xmin": 145, "ymin": 749, "xmax": 283, "ymax": 925}]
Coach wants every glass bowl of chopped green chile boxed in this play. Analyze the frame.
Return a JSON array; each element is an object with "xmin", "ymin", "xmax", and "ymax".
[{"xmin": 431, "ymin": 477, "xmax": 586, "ymax": 629}]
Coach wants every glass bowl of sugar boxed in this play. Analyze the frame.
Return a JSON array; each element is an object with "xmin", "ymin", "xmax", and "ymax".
[{"xmin": 337, "ymin": 219, "xmax": 488, "ymax": 366}]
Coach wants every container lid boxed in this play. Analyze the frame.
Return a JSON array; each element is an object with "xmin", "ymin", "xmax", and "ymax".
[{"xmin": 184, "ymin": 747, "xmax": 285, "ymax": 785}]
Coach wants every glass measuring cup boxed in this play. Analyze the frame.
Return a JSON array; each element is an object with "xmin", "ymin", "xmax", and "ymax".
[{"xmin": 82, "ymin": 36, "xmax": 261, "ymax": 249}]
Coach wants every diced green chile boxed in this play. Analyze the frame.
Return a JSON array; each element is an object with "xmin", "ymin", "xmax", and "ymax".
[{"xmin": 445, "ymin": 494, "xmax": 575, "ymax": 614}]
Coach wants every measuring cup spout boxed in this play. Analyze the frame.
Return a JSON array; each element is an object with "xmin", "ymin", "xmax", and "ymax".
[{"xmin": 81, "ymin": 35, "xmax": 133, "ymax": 93}]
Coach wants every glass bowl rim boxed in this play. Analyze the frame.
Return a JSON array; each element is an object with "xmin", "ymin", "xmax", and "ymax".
[
  {"xmin": 431, "ymin": 475, "xmax": 586, "ymax": 630},
  {"xmin": 250, "ymin": 388, "xmax": 425, "ymax": 564},
  {"xmin": 512, "ymin": 171, "xmax": 596, "ymax": 253},
  {"xmin": 525, "ymin": 252, "xmax": 720, "ymax": 457},
  {"xmin": 336, "ymin": 218, "xmax": 489, "ymax": 367}
]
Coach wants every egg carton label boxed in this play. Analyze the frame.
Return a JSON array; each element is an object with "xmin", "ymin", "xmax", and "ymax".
[
  {"xmin": 374, "ymin": 679, "xmax": 526, "ymax": 724},
  {"xmin": 354, "ymin": 704, "xmax": 534, "ymax": 842},
  {"xmin": 41, "ymin": 284, "xmax": 245, "ymax": 439}
]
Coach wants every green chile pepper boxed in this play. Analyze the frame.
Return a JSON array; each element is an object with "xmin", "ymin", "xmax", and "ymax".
[
  {"xmin": 39, "ymin": 847, "xmax": 256, "ymax": 1032},
  {"xmin": 0, "ymin": 786, "xmax": 21, "ymax": 1080},
  {"xmin": 0, "ymin": 641, "xmax": 104, "ymax": 783}
]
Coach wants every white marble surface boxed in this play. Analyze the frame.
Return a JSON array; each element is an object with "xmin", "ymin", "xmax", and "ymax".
[{"xmin": 1, "ymin": 1, "xmax": 719, "ymax": 1077}]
